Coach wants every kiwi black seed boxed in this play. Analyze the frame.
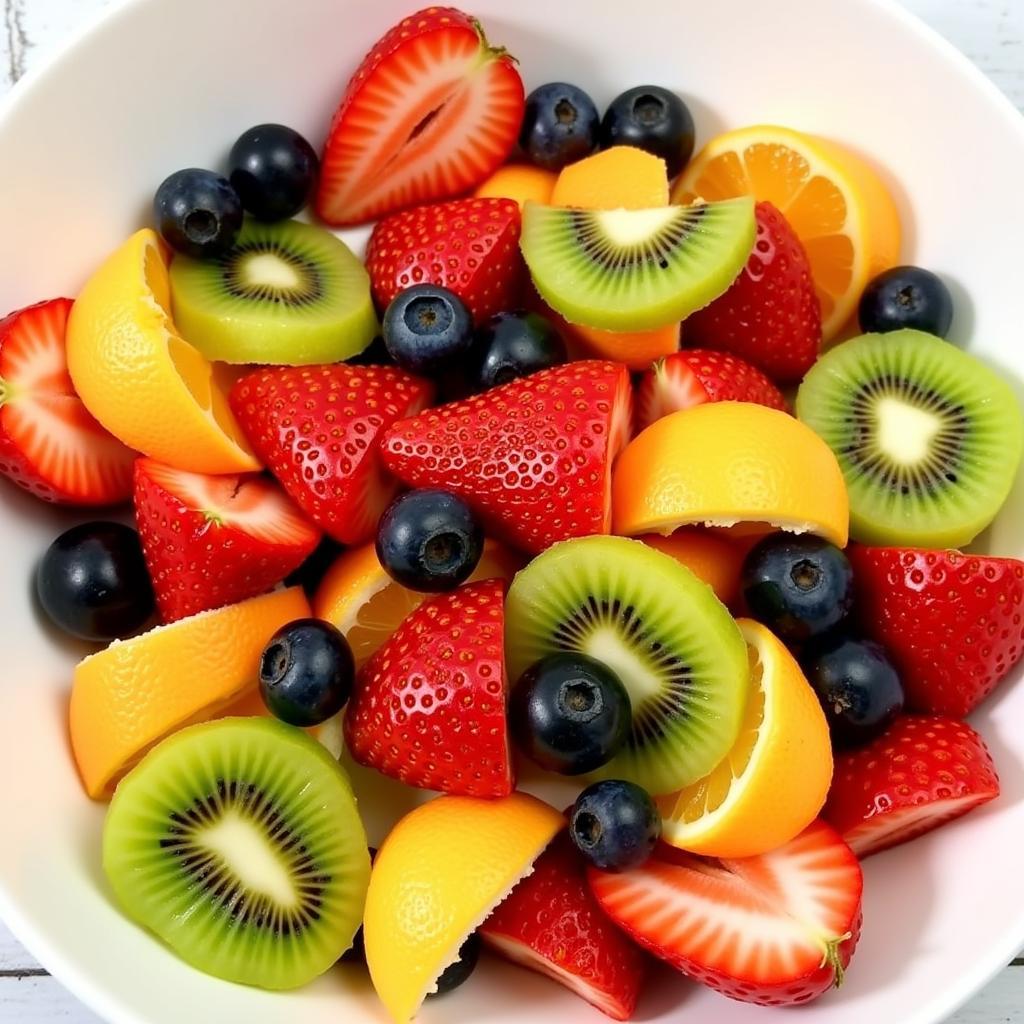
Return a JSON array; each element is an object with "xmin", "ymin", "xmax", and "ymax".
[
  {"xmin": 796, "ymin": 329, "xmax": 1023, "ymax": 548},
  {"xmin": 505, "ymin": 535, "xmax": 749, "ymax": 795},
  {"xmin": 103, "ymin": 716, "xmax": 371, "ymax": 990}
]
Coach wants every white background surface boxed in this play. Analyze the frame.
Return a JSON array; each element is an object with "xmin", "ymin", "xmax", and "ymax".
[{"xmin": 2, "ymin": 0, "xmax": 1023, "ymax": 1020}]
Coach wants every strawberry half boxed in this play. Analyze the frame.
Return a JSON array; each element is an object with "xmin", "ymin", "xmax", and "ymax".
[
  {"xmin": 344, "ymin": 578, "xmax": 513, "ymax": 797},
  {"xmin": 635, "ymin": 349, "xmax": 787, "ymax": 432},
  {"xmin": 0, "ymin": 299, "xmax": 135, "ymax": 505},
  {"xmin": 481, "ymin": 832, "xmax": 648, "ymax": 1020},
  {"xmin": 685, "ymin": 201, "xmax": 822, "ymax": 383},
  {"xmin": 229, "ymin": 365, "xmax": 432, "ymax": 545},
  {"xmin": 366, "ymin": 197, "xmax": 522, "ymax": 324},
  {"xmin": 588, "ymin": 820, "xmax": 863, "ymax": 1007},
  {"xmin": 824, "ymin": 715, "xmax": 1000, "ymax": 859},
  {"xmin": 381, "ymin": 360, "xmax": 632, "ymax": 553},
  {"xmin": 133, "ymin": 458, "xmax": 321, "ymax": 622},
  {"xmin": 849, "ymin": 545, "xmax": 1024, "ymax": 716},
  {"xmin": 315, "ymin": 7, "xmax": 524, "ymax": 225}
]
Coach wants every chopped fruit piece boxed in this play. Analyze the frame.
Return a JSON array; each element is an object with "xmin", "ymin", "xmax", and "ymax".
[
  {"xmin": 0, "ymin": 298, "xmax": 136, "ymax": 504},
  {"xmin": 474, "ymin": 164, "xmax": 557, "ymax": 209},
  {"xmin": 824, "ymin": 715, "xmax": 1000, "ymax": 858},
  {"xmin": 315, "ymin": 8, "xmax": 524, "ymax": 225},
  {"xmin": 153, "ymin": 168, "xmax": 242, "ymax": 259},
  {"xmin": 570, "ymin": 780, "xmax": 661, "ymax": 871},
  {"xmin": 600, "ymin": 87, "xmax": 696, "ymax": 178},
  {"xmin": 229, "ymin": 364, "xmax": 432, "ymax": 545},
  {"xmin": 859, "ymin": 265, "xmax": 954, "ymax": 337},
  {"xmin": 228, "ymin": 123, "xmax": 319, "ymax": 222},
  {"xmin": 381, "ymin": 360, "xmax": 631, "ymax": 553},
  {"xmin": 472, "ymin": 311, "xmax": 567, "ymax": 391},
  {"xmin": 848, "ymin": 546, "xmax": 1024, "ymax": 716},
  {"xmin": 481, "ymin": 833, "xmax": 649, "ymax": 1020},
  {"xmin": 520, "ymin": 82, "xmax": 600, "ymax": 171},
  {"xmin": 550, "ymin": 146, "xmax": 670, "ymax": 209},
  {"xmin": 345, "ymin": 579, "xmax": 514, "ymax": 797},
  {"xmin": 382, "ymin": 285, "xmax": 474, "ymax": 374},
  {"xmin": 133, "ymin": 457, "xmax": 320, "ymax": 622},
  {"xmin": 589, "ymin": 819, "xmax": 863, "ymax": 1006},
  {"xmin": 639, "ymin": 529, "xmax": 745, "ymax": 606}
]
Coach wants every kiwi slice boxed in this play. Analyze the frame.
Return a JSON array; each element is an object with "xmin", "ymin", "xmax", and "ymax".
[
  {"xmin": 520, "ymin": 198, "xmax": 755, "ymax": 332},
  {"xmin": 169, "ymin": 219, "xmax": 377, "ymax": 364},
  {"xmin": 505, "ymin": 536, "xmax": 749, "ymax": 795},
  {"xmin": 796, "ymin": 329, "xmax": 1023, "ymax": 548},
  {"xmin": 103, "ymin": 717, "xmax": 371, "ymax": 990}
]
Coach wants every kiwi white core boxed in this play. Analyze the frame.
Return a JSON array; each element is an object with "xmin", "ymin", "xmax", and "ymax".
[
  {"xmin": 241, "ymin": 252, "xmax": 303, "ymax": 291},
  {"xmin": 581, "ymin": 627, "xmax": 665, "ymax": 703},
  {"xmin": 596, "ymin": 206, "xmax": 679, "ymax": 245},
  {"xmin": 873, "ymin": 396, "xmax": 943, "ymax": 465}
]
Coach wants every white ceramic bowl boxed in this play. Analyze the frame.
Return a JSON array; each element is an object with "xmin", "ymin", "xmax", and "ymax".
[{"xmin": 2, "ymin": 0, "xmax": 1023, "ymax": 1021}]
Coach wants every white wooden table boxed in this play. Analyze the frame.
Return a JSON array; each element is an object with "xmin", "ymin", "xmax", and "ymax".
[{"xmin": 2, "ymin": 0, "xmax": 1024, "ymax": 1020}]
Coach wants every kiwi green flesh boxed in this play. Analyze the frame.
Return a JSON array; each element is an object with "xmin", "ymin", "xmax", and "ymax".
[
  {"xmin": 169, "ymin": 219, "xmax": 378, "ymax": 364},
  {"xmin": 796, "ymin": 329, "xmax": 1024, "ymax": 548},
  {"xmin": 505, "ymin": 536, "xmax": 749, "ymax": 795},
  {"xmin": 520, "ymin": 197, "xmax": 755, "ymax": 332},
  {"xmin": 103, "ymin": 717, "xmax": 371, "ymax": 990}
]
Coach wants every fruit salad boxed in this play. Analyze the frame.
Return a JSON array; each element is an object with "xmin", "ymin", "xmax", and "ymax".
[{"xmin": 5, "ymin": 5, "xmax": 1023, "ymax": 1022}]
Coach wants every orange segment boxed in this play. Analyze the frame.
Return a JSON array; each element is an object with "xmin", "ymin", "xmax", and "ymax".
[
  {"xmin": 474, "ymin": 164, "xmax": 557, "ymax": 210},
  {"xmin": 69, "ymin": 587, "xmax": 310, "ymax": 798},
  {"xmin": 639, "ymin": 528, "xmax": 745, "ymax": 606},
  {"xmin": 550, "ymin": 146, "xmax": 669, "ymax": 209}
]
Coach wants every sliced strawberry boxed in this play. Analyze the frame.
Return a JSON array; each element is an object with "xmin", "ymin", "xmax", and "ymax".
[
  {"xmin": 365, "ymin": 197, "xmax": 523, "ymax": 324},
  {"xmin": 229, "ymin": 365, "xmax": 432, "ymax": 545},
  {"xmin": 133, "ymin": 458, "xmax": 320, "ymax": 622},
  {"xmin": 381, "ymin": 360, "xmax": 632, "ymax": 553},
  {"xmin": 316, "ymin": 8, "xmax": 524, "ymax": 225},
  {"xmin": 0, "ymin": 299, "xmax": 135, "ymax": 505},
  {"xmin": 635, "ymin": 349, "xmax": 787, "ymax": 432},
  {"xmin": 482, "ymin": 832, "xmax": 648, "ymax": 1020},
  {"xmin": 344, "ymin": 578, "xmax": 513, "ymax": 797},
  {"xmin": 588, "ymin": 820, "xmax": 863, "ymax": 1007},
  {"xmin": 824, "ymin": 715, "xmax": 1000, "ymax": 859}
]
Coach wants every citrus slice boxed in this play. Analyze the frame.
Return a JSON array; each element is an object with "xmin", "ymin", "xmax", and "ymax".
[
  {"xmin": 364, "ymin": 793, "xmax": 564, "ymax": 1024},
  {"xmin": 314, "ymin": 538, "xmax": 522, "ymax": 668},
  {"xmin": 69, "ymin": 587, "xmax": 310, "ymax": 798},
  {"xmin": 613, "ymin": 402, "xmax": 849, "ymax": 547},
  {"xmin": 673, "ymin": 125, "xmax": 900, "ymax": 339},
  {"xmin": 657, "ymin": 619, "xmax": 833, "ymax": 858},
  {"xmin": 474, "ymin": 164, "xmax": 557, "ymax": 210},
  {"xmin": 66, "ymin": 229, "xmax": 260, "ymax": 473},
  {"xmin": 639, "ymin": 528, "xmax": 745, "ymax": 606}
]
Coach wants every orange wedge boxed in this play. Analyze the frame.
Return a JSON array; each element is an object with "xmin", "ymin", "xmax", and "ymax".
[
  {"xmin": 639, "ymin": 529, "xmax": 746, "ymax": 606},
  {"xmin": 474, "ymin": 164, "xmax": 557, "ymax": 210}
]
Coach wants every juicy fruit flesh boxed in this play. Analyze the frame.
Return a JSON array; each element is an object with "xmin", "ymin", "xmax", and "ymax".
[{"xmin": 550, "ymin": 145, "xmax": 670, "ymax": 210}]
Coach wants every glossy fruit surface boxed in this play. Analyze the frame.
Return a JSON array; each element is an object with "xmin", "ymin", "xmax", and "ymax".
[
  {"xmin": 858, "ymin": 265, "xmax": 953, "ymax": 336},
  {"xmin": 600, "ymin": 85, "xmax": 695, "ymax": 177},
  {"xmin": 569, "ymin": 780, "xmax": 661, "ymax": 871},
  {"xmin": 153, "ymin": 168, "xmax": 242, "ymax": 259},
  {"xmin": 520, "ymin": 82, "xmax": 600, "ymax": 171},
  {"xmin": 228, "ymin": 123, "xmax": 318, "ymax": 221}
]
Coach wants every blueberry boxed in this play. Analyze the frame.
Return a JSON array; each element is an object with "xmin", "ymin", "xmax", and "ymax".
[
  {"xmin": 376, "ymin": 489, "xmax": 483, "ymax": 593},
  {"xmin": 473, "ymin": 311, "xmax": 567, "ymax": 391},
  {"xmin": 259, "ymin": 618, "xmax": 354, "ymax": 727},
  {"xmin": 600, "ymin": 86, "xmax": 696, "ymax": 177},
  {"xmin": 36, "ymin": 522, "xmax": 154, "ymax": 642},
  {"xmin": 382, "ymin": 285, "xmax": 474, "ymax": 375},
  {"xmin": 519, "ymin": 82, "xmax": 600, "ymax": 171},
  {"xmin": 569, "ymin": 780, "xmax": 661, "ymax": 872},
  {"xmin": 802, "ymin": 636, "xmax": 904, "ymax": 748},
  {"xmin": 858, "ymin": 266, "xmax": 954, "ymax": 337},
  {"xmin": 153, "ymin": 168, "xmax": 242, "ymax": 259},
  {"xmin": 284, "ymin": 536, "xmax": 345, "ymax": 595},
  {"xmin": 228, "ymin": 123, "xmax": 319, "ymax": 222},
  {"xmin": 741, "ymin": 534, "xmax": 855, "ymax": 644},
  {"xmin": 430, "ymin": 933, "xmax": 481, "ymax": 996},
  {"xmin": 510, "ymin": 653, "xmax": 631, "ymax": 775}
]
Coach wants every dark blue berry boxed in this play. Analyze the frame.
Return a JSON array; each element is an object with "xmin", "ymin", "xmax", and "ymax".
[
  {"xmin": 858, "ymin": 266, "xmax": 954, "ymax": 337},
  {"xmin": 284, "ymin": 536, "xmax": 344, "ymax": 595},
  {"xmin": 228, "ymin": 123, "xmax": 319, "ymax": 222},
  {"xmin": 36, "ymin": 522, "xmax": 154, "ymax": 642},
  {"xmin": 430, "ymin": 933, "xmax": 481, "ymax": 996},
  {"xmin": 510, "ymin": 654, "xmax": 631, "ymax": 775},
  {"xmin": 473, "ymin": 311, "xmax": 567, "ymax": 391},
  {"xmin": 259, "ymin": 618, "xmax": 354, "ymax": 727},
  {"xmin": 569, "ymin": 780, "xmax": 660, "ymax": 872},
  {"xmin": 376, "ymin": 489, "xmax": 483, "ymax": 593},
  {"xmin": 600, "ymin": 86, "xmax": 696, "ymax": 177},
  {"xmin": 741, "ymin": 534, "xmax": 855, "ymax": 643},
  {"xmin": 382, "ymin": 285, "xmax": 474, "ymax": 375},
  {"xmin": 802, "ymin": 636, "xmax": 904, "ymax": 748},
  {"xmin": 519, "ymin": 83, "xmax": 600, "ymax": 171},
  {"xmin": 153, "ymin": 168, "xmax": 242, "ymax": 259}
]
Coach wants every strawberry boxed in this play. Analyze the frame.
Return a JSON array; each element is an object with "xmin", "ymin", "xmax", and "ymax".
[
  {"xmin": 824, "ymin": 715, "xmax": 1000, "ymax": 859},
  {"xmin": 588, "ymin": 819, "xmax": 863, "ymax": 1007},
  {"xmin": 481, "ymin": 832, "xmax": 648, "ymax": 1020},
  {"xmin": 344, "ymin": 578, "xmax": 513, "ymax": 797},
  {"xmin": 366, "ymin": 197, "xmax": 523, "ymax": 324},
  {"xmin": 229, "ymin": 365, "xmax": 432, "ymax": 545},
  {"xmin": 848, "ymin": 545, "xmax": 1024, "ymax": 716},
  {"xmin": 315, "ymin": 8, "xmax": 524, "ymax": 225},
  {"xmin": 0, "ymin": 299, "xmax": 135, "ymax": 505},
  {"xmin": 635, "ymin": 349, "xmax": 787, "ymax": 432},
  {"xmin": 381, "ymin": 360, "xmax": 632, "ymax": 553},
  {"xmin": 133, "ymin": 458, "xmax": 320, "ymax": 622},
  {"xmin": 685, "ymin": 201, "xmax": 822, "ymax": 383}
]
